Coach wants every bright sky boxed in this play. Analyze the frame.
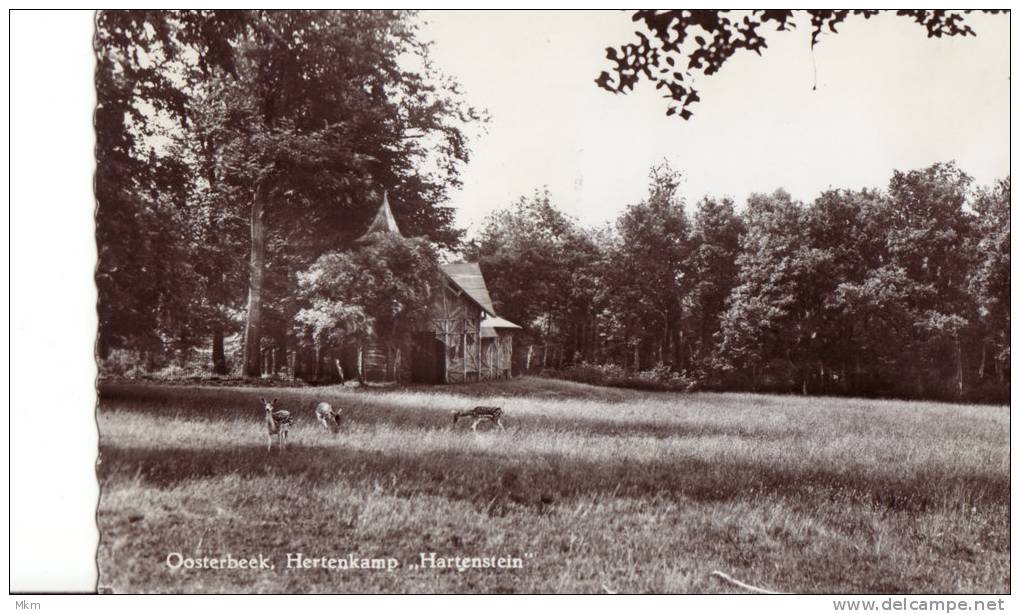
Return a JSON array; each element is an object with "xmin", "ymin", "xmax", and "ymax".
[{"xmin": 417, "ymin": 10, "xmax": 1010, "ymax": 231}]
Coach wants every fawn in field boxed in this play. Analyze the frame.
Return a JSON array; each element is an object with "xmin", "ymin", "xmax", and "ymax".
[
  {"xmin": 452, "ymin": 406, "xmax": 506, "ymax": 431},
  {"xmin": 261, "ymin": 397, "xmax": 293, "ymax": 451},
  {"xmin": 315, "ymin": 401, "xmax": 342, "ymax": 435}
]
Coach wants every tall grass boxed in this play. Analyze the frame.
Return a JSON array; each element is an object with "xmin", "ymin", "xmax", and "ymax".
[{"xmin": 97, "ymin": 377, "xmax": 1009, "ymax": 594}]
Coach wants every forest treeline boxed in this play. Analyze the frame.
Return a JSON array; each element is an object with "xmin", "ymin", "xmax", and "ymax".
[
  {"xmin": 465, "ymin": 163, "xmax": 1009, "ymax": 402},
  {"xmin": 95, "ymin": 10, "xmax": 478, "ymax": 379},
  {"xmin": 95, "ymin": 11, "xmax": 1009, "ymax": 402}
]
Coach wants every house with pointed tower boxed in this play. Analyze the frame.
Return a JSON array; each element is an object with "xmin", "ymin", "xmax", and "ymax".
[{"xmin": 355, "ymin": 192, "xmax": 520, "ymax": 384}]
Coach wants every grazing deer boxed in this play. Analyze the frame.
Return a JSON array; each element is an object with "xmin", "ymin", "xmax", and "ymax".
[
  {"xmin": 261, "ymin": 397, "xmax": 293, "ymax": 451},
  {"xmin": 452, "ymin": 406, "xmax": 505, "ymax": 431},
  {"xmin": 315, "ymin": 401, "xmax": 342, "ymax": 434}
]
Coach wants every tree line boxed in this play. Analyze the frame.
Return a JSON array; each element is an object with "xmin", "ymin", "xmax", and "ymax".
[
  {"xmin": 96, "ymin": 11, "xmax": 1008, "ymax": 402},
  {"xmin": 466, "ymin": 163, "xmax": 1009, "ymax": 402},
  {"xmin": 96, "ymin": 10, "xmax": 477, "ymax": 379}
]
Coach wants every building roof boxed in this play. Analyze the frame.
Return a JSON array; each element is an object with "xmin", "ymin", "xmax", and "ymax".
[
  {"xmin": 481, "ymin": 315, "xmax": 522, "ymax": 329},
  {"xmin": 480, "ymin": 315, "xmax": 522, "ymax": 338},
  {"xmin": 352, "ymin": 195, "xmax": 520, "ymax": 332},
  {"xmin": 440, "ymin": 262, "xmax": 496, "ymax": 316},
  {"xmin": 356, "ymin": 191, "xmax": 401, "ymax": 243}
]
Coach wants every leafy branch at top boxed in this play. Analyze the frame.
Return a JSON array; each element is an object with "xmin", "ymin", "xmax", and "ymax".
[{"xmin": 595, "ymin": 9, "xmax": 1005, "ymax": 119}]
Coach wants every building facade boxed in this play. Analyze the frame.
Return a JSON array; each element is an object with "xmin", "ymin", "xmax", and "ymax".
[{"xmin": 356, "ymin": 193, "xmax": 520, "ymax": 384}]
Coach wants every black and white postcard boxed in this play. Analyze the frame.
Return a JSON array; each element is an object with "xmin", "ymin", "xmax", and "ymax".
[{"xmin": 8, "ymin": 8, "xmax": 1013, "ymax": 604}]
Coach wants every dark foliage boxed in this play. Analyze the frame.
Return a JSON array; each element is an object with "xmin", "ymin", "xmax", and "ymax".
[
  {"xmin": 476, "ymin": 163, "xmax": 1009, "ymax": 403},
  {"xmin": 94, "ymin": 10, "xmax": 479, "ymax": 374}
]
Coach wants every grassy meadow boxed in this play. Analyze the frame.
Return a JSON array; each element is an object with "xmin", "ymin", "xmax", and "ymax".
[{"xmin": 96, "ymin": 377, "xmax": 1009, "ymax": 594}]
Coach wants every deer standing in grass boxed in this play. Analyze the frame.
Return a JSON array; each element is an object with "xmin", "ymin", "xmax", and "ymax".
[
  {"xmin": 452, "ymin": 406, "xmax": 506, "ymax": 431},
  {"xmin": 315, "ymin": 402, "xmax": 342, "ymax": 434},
  {"xmin": 261, "ymin": 397, "xmax": 293, "ymax": 451}
]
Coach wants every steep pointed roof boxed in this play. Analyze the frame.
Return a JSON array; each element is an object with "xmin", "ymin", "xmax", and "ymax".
[
  {"xmin": 441, "ymin": 262, "xmax": 496, "ymax": 316},
  {"xmin": 356, "ymin": 191, "xmax": 401, "ymax": 243}
]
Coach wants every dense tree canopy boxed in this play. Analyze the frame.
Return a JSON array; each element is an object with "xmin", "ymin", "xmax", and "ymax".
[
  {"xmin": 970, "ymin": 177, "xmax": 1011, "ymax": 378},
  {"xmin": 94, "ymin": 10, "xmax": 245, "ymax": 359},
  {"xmin": 95, "ymin": 11, "xmax": 1008, "ymax": 402},
  {"xmin": 603, "ymin": 163, "xmax": 693, "ymax": 369},
  {"xmin": 464, "ymin": 190, "xmax": 608, "ymax": 366},
  {"xmin": 295, "ymin": 234, "xmax": 441, "ymax": 350},
  {"xmin": 472, "ymin": 162, "xmax": 1009, "ymax": 402},
  {"xmin": 95, "ymin": 10, "xmax": 478, "ymax": 375},
  {"xmin": 687, "ymin": 196, "xmax": 744, "ymax": 364}
]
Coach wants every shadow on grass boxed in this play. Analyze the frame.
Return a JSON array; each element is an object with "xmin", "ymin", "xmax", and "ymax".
[
  {"xmin": 98, "ymin": 435, "xmax": 1007, "ymax": 514},
  {"xmin": 99, "ymin": 381, "xmax": 789, "ymax": 442},
  {"xmin": 100, "ymin": 376, "xmax": 641, "ymax": 403}
]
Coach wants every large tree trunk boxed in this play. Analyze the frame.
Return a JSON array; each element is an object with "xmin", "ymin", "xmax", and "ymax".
[
  {"xmin": 675, "ymin": 321, "xmax": 685, "ymax": 372},
  {"xmin": 242, "ymin": 180, "xmax": 269, "ymax": 378},
  {"xmin": 660, "ymin": 312, "xmax": 669, "ymax": 366},
  {"xmin": 211, "ymin": 324, "xmax": 227, "ymax": 375},
  {"xmin": 357, "ymin": 343, "xmax": 366, "ymax": 384},
  {"xmin": 978, "ymin": 340, "xmax": 987, "ymax": 380},
  {"xmin": 274, "ymin": 338, "xmax": 287, "ymax": 376},
  {"xmin": 854, "ymin": 357, "xmax": 863, "ymax": 395},
  {"xmin": 955, "ymin": 334, "xmax": 965, "ymax": 399}
]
